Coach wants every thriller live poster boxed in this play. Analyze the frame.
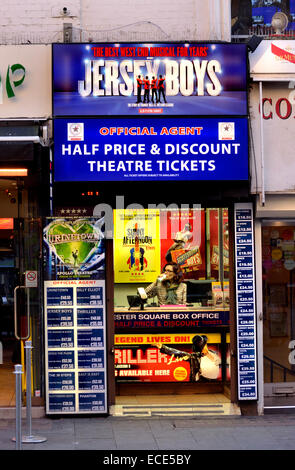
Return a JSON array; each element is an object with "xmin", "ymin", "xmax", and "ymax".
[
  {"xmin": 114, "ymin": 332, "xmax": 231, "ymax": 383},
  {"xmin": 52, "ymin": 42, "xmax": 247, "ymax": 116}
]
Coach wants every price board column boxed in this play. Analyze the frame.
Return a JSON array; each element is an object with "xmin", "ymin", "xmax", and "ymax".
[
  {"xmin": 44, "ymin": 280, "xmax": 107, "ymax": 414},
  {"xmin": 234, "ymin": 203, "xmax": 258, "ymax": 400}
]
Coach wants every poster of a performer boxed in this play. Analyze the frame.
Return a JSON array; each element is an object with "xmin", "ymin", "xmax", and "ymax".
[
  {"xmin": 143, "ymin": 76, "xmax": 150, "ymax": 103},
  {"xmin": 136, "ymin": 75, "xmax": 143, "ymax": 103},
  {"xmin": 157, "ymin": 75, "xmax": 167, "ymax": 103},
  {"xmin": 151, "ymin": 76, "xmax": 158, "ymax": 103}
]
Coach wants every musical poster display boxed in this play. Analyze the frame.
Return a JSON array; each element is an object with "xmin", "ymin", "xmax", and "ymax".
[
  {"xmin": 43, "ymin": 217, "xmax": 108, "ymax": 414},
  {"xmin": 113, "ymin": 209, "xmax": 160, "ymax": 283}
]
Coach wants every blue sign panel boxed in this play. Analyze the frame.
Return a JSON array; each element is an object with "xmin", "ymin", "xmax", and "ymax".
[
  {"xmin": 48, "ymin": 372, "xmax": 75, "ymax": 391},
  {"xmin": 77, "ymin": 286, "xmax": 104, "ymax": 305},
  {"xmin": 53, "ymin": 117, "xmax": 249, "ymax": 182},
  {"xmin": 46, "ymin": 287, "xmax": 73, "ymax": 306},
  {"xmin": 77, "ymin": 329, "xmax": 104, "ymax": 348},
  {"xmin": 47, "ymin": 308, "xmax": 74, "ymax": 327},
  {"xmin": 48, "ymin": 394, "xmax": 76, "ymax": 412},
  {"xmin": 48, "ymin": 329, "xmax": 74, "ymax": 348},
  {"xmin": 234, "ymin": 203, "xmax": 257, "ymax": 401},
  {"xmin": 79, "ymin": 393, "xmax": 106, "ymax": 412},
  {"xmin": 52, "ymin": 43, "xmax": 247, "ymax": 117},
  {"xmin": 78, "ymin": 350, "xmax": 105, "ymax": 369},
  {"xmin": 77, "ymin": 308, "xmax": 104, "ymax": 327},
  {"xmin": 78, "ymin": 371, "xmax": 105, "ymax": 390},
  {"xmin": 48, "ymin": 350, "xmax": 75, "ymax": 369}
]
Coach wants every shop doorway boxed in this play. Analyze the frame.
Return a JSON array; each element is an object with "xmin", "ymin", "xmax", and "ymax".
[
  {"xmin": 0, "ymin": 179, "xmax": 42, "ymax": 408},
  {"xmin": 262, "ymin": 221, "xmax": 295, "ymax": 410}
]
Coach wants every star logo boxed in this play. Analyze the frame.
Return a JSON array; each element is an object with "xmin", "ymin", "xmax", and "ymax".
[{"xmin": 68, "ymin": 123, "xmax": 84, "ymax": 141}]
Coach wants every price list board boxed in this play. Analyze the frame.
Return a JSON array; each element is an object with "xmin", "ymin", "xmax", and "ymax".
[
  {"xmin": 44, "ymin": 280, "xmax": 107, "ymax": 414},
  {"xmin": 234, "ymin": 203, "xmax": 257, "ymax": 400}
]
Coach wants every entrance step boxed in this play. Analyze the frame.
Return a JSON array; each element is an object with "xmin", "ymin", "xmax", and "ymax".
[
  {"xmin": 0, "ymin": 407, "xmax": 45, "ymax": 419},
  {"xmin": 110, "ymin": 403, "xmax": 241, "ymax": 417}
]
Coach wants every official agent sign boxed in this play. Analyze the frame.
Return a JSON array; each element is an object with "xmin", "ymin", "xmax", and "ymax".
[
  {"xmin": 52, "ymin": 42, "xmax": 247, "ymax": 116},
  {"xmin": 53, "ymin": 117, "xmax": 248, "ymax": 182}
]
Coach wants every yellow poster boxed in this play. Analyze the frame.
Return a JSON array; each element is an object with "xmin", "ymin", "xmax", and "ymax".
[{"xmin": 114, "ymin": 209, "xmax": 160, "ymax": 283}]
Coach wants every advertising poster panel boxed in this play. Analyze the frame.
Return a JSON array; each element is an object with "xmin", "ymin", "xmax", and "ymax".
[
  {"xmin": 43, "ymin": 217, "xmax": 108, "ymax": 414},
  {"xmin": 52, "ymin": 43, "xmax": 247, "ymax": 117},
  {"xmin": 114, "ymin": 209, "xmax": 160, "ymax": 283},
  {"xmin": 160, "ymin": 209, "xmax": 205, "ymax": 279},
  {"xmin": 43, "ymin": 217, "xmax": 105, "ymax": 281},
  {"xmin": 210, "ymin": 208, "xmax": 229, "ymax": 277},
  {"xmin": 114, "ymin": 332, "xmax": 223, "ymax": 383}
]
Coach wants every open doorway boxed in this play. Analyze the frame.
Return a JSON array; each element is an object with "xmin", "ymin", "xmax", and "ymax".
[
  {"xmin": 0, "ymin": 178, "xmax": 43, "ymax": 408},
  {"xmin": 0, "ymin": 179, "xmax": 19, "ymax": 406}
]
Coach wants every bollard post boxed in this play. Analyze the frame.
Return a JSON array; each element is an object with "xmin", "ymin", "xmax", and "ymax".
[
  {"xmin": 13, "ymin": 364, "xmax": 23, "ymax": 450},
  {"xmin": 21, "ymin": 340, "xmax": 47, "ymax": 444}
]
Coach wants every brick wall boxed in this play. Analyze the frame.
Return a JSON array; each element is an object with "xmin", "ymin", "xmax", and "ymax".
[{"xmin": 0, "ymin": 0, "xmax": 231, "ymax": 44}]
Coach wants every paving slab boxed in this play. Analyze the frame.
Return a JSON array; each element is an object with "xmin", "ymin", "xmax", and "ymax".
[{"xmin": 2, "ymin": 413, "xmax": 295, "ymax": 452}]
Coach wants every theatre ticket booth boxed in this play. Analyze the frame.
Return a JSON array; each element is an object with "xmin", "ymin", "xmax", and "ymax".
[{"xmin": 47, "ymin": 42, "xmax": 259, "ymax": 417}]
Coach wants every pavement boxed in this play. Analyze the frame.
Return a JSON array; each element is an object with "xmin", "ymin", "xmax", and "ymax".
[{"xmin": 1, "ymin": 412, "xmax": 295, "ymax": 461}]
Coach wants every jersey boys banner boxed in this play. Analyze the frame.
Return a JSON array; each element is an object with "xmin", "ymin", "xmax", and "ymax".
[
  {"xmin": 52, "ymin": 43, "xmax": 247, "ymax": 116},
  {"xmin": 114, "ymin": 209, "xmax": 160, "ymax": 283},
  {"xmin": 53, "ymin": 117, "xmax": 249, "ymax": 182}
]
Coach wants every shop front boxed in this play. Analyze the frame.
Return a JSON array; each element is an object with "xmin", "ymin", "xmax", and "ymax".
[
  {"xmin": 249, "ymin": 40, "xmax": 295, "ymax": 413},
  {"xmin": 0, "ymin": 45, "xmax": 51, "ymax": 413},
  {"xmin": 48, "ymin": 42, "xmax": 258, "ymax": 416}
]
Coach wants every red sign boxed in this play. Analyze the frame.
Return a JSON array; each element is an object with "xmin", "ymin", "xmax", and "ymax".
[{"xmin": 115, "ymin": 344, "xmax": 222, "ymax": 383}]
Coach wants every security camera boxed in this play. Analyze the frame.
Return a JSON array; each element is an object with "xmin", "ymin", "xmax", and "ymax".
[{"xmin": 63, "ymin": 7, "xmax": 68, "ymax": 15}]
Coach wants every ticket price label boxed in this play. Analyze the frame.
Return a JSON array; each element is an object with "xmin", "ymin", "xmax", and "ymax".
[{"xmin": 235, "ymin": 203, "xmax": 257, "ymax": 401}]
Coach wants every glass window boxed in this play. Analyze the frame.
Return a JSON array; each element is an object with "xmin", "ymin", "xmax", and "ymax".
[
  {"xmin": 113, "ymin": 207, "xmax": 230, "ymax": 386},
  {"xmin": 113, "ymin": 207, "xmax": 229, "ymax": 308}
]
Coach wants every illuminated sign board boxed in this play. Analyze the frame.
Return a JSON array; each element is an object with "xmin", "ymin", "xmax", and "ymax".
[
  {"xmin": 52, "ymin": 42, "xmax": 247, "ymax": 116},
  {"xmin": 0, "ymin": 218, "xmax": 13, "ymax": 229},
  {"xmin": 53, "ymin": 117, "xmax": 249, "ymax": 182},
  {"xmin": 114, "ymin": 333, "xmax": 227, "ymax": 383}
]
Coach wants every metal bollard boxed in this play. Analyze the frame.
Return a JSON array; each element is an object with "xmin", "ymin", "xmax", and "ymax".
[
  {"xmin": 21, "ymin": 341, "xmax": 47, "ymax": 444},
  {"xmin": 13, "ymin": 364, "xmax": 23, "ymax": 450}
]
